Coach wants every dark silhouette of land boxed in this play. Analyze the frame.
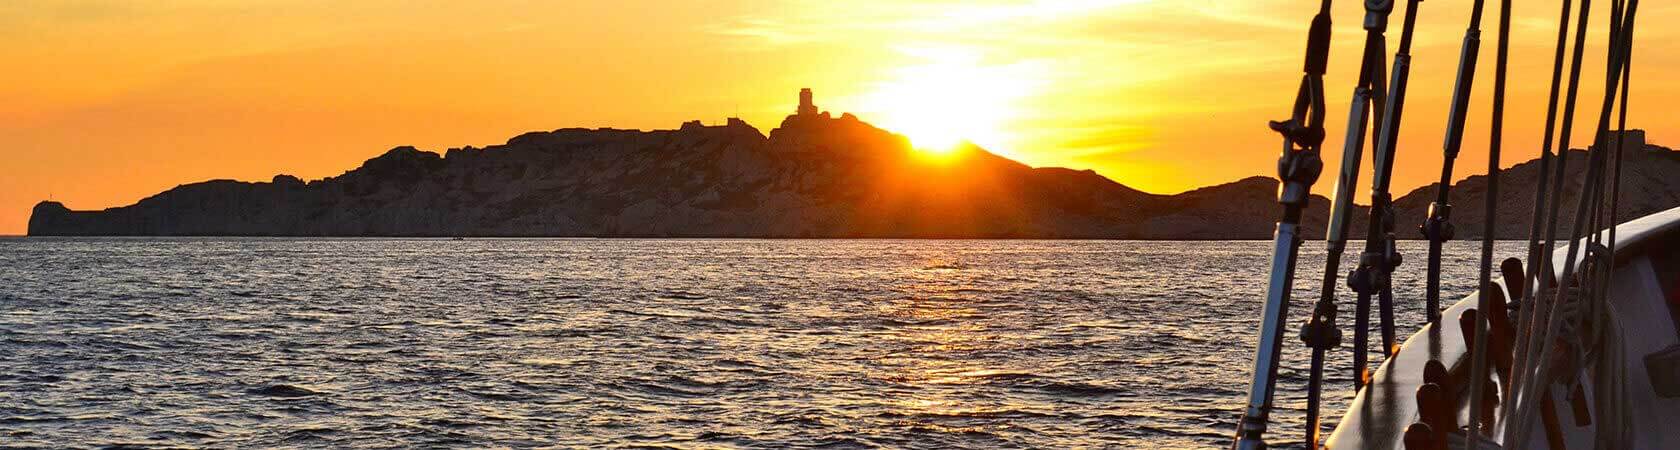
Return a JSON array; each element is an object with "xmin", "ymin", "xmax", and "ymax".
[{"xmin": 26, "ymin": 92, "xmax": 1680, "ymax": 238}]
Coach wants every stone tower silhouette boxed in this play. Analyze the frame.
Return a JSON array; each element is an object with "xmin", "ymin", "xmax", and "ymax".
[
  {"xmin": 798, "ymin": 88, "xmax": 818, "ymax": 116},
  {"xmin": 1610, "ymin": 129, "xmax": 1646, "ymax": 151}
]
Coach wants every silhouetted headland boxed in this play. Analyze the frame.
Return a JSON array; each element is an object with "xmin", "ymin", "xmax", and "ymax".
[{"xmin": 26, "ymin": 92, "xmax": 1680, "ymax": 238}]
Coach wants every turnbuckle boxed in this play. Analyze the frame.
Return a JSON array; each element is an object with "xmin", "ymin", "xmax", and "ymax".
[
  {"xmin": 1273, "ymin": 141, "xmax": 1324, "ymax": 208},
  {"xmin": 1349, "ymin": 238, "xmax": 1402, "ymax": 295},
  {"xmin": 1300, "ymin": 301, "xmax": 1343, "ymax": 351},
  {"xmin": 1348, "ymin": 254, "xmax": 1389, "ymax": 295},
  {"xmin": 1420, "ymin": 201, "xmax": 1455, "ymax": 241},
  {"xmin": 1364, "ymin": 0, "xmax": 1395, "ymax": 31}
]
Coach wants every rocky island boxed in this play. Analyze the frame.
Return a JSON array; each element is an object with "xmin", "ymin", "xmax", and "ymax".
[{"xmin": 26, "ymin": 91, "xmax": 1680, "ymax": 238}]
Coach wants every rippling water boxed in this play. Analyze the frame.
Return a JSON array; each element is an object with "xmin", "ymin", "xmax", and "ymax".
[{"xmin": 0, "ymin": 238, "xmax": 1524, "ymax": 448}]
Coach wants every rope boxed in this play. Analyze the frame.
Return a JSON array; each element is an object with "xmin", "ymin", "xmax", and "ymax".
[
  {"xmin": 1606, "ymin": 0, "xmax": 1632, "ymax": 281},
  {"xmin": 1591, "ymin": 3, "xmax": 1635, "ymax": 447},
  {"xmin": 1422, "ymin": 0, "xmax": 1490, "ymax": 327},
  {"xmin": 1579, "ymin": 246, "xmax": 1625, "ymax": 449},
  {"xmin": 1509, "ymin": 0, "xmax": 1595, "ymax": 410},
  {"xmin": 1508, "ymin": 1, "xmax": 1638, "ymax": 446},
  {"xmin": 1510, "ymin": 0, "xmax": 1579, "ymax": 404},
  {"xmin": 1594, "ymin": 307, "xmax": 1630, "ymax": 449}
]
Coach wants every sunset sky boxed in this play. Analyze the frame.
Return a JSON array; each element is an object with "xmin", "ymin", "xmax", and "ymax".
[{"xmin": 3, "ymin": 0, "xmax": 1676, "ymax": 235}]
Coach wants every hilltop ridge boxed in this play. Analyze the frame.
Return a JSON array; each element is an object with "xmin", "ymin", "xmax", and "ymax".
[{"xmin": 25, "ymin": 94, "xmax": 1680, "ymax": 238}]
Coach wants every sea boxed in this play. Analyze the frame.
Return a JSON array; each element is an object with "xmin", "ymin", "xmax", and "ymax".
[{"xmin": 0, "ymin": 238, "xmax": 1525, "ymax": 448}]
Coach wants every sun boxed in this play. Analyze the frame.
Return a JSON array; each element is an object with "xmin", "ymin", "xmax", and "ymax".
[{"xmin": 855, "ymin": 47, "xmax": 1041, "ymax": 157}]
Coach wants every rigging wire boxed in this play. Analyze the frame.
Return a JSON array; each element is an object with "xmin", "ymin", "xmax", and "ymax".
[
  {"xmin": 1422, "ymin": 0, "xmax": 1489, "ymax": 328},
  {"xmin": 1464, "ymin": 0, "xmax": 1511, "ymax": 445},
  {"xmin": 1299, "ymin": 0, "xmax": 1397, "ymax": 445},
  {"xmin": 1230, "ymin": 1, "xmax": 1332, "ymax": 447},
  {"xmin": 1349, "ymin": 0, "xmax": 1423, "ymax": 392},
  {"xmin": 1233, "ymin": 0, "xmax": 1642, "ymax": 446}
]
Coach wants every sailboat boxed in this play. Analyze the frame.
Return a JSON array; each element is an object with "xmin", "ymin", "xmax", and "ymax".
[{"xmin": 1231, "ymin": 0, "xmax": 1679, "ymax": 448}]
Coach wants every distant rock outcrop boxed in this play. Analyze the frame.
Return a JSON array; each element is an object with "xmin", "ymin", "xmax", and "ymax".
[
  {"xmin": 1387, "ymin": 140, "xmax": 1680, "ymax": 239},
  {"xmin": 23, "ymin": 108, "xmax": 1680, "ymax": 239}
]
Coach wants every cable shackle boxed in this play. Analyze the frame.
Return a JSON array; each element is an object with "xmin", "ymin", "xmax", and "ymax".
[
  {"xmin": 1270, "ymin": 0, "xmax": 1333, "ymax": 162},
  {"xmin": 1269, "ymin": 1, "xmax": 1332, "ymax": 210}
]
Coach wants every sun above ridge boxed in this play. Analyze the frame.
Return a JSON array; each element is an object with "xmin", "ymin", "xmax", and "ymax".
[{"xmin": 856, "ymin": 48, "xmax": 1040, "ymax": 156}]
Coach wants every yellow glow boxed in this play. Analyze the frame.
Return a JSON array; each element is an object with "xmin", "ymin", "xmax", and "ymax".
[
  {"xmin": 5, "ymin": 0, "xmax": 1680, "ymax": 234},
  {"xmin": 854, "ymin": 47, "xmax": 1041, "ymax": 156},
  {"xmin": 911, "ymin": 143, "xmax": 968, "ymax": 165}
]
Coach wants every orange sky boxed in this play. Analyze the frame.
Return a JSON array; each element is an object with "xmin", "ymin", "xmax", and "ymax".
[{"xmin": 3, "ymin": 0, "xmax": 1676, "ymax": 235}]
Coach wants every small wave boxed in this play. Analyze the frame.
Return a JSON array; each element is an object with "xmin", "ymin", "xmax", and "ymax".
[
  {"xmin": 0, "ymin": 413, "xmax": 108, "ymax": 424},
  {"xmin": 944, "ymin": 369, "xmax": 1036, "ymax": 380},
  {"xmin": 904, "ymin": 408, "xmax": 1058, "ymax": 420},
  {"xmin": 1031, "ymin": 380, "xmax": 1130, "ymax": 398},
  {"xmin": 920, "ymin": 260, "xmax": 968, "ymax": 270},
  {"xmin": 921, "ymin": 369, "xmax": 1039, "ymax": 385},
  {"xmin": 683, "ymin": 316, "xmax": 762, "ymax": 328},
  {"xmin": 658, "ymin": 290, "xmax": 710, "ymax": 300},
  {"xmin": 805, "ymin": 437, "xmax": 877, "ymax": 448},
  {"xmin": 460, "ymin": 387, "xmax": 533, "ymax": 402},
  {"xmin": 626, "ymin": 379, "xmax": 716, "ymax": 398},
  {"xmin": 281, "ymin": 427, "xmax": 343, "ymax": 444},
  {"xmin": 151, "ymin": 429, "xmax": 217, "ymax": 440},
  {"xmin": 517, "ymin": 357, "xmax": 577, "ymax": 367},
  {"xmin": 249, "ymin": 384, "xmax": 321, "ymax": 398},
  {"xmin": 714, "ymin": 358, "xmax": 763, "ymax": 369},
  {"xmin": 608, "ymin": 309, "xmax": 697, "ymax": 320},
  {"xmin": 99, "ymin": 340, "xmax": 161, "ymax": 351},
  {"xmin": 3, "ymin": 373, "xmax": 64, "ymax": 384}
]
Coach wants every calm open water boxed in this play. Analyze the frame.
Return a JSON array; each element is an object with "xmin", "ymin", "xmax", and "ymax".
[{"xmin": 0, "ymin": 238, "xmax": 1523, "ymax": 448}]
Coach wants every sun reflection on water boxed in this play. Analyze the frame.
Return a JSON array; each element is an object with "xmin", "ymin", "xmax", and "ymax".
[{"xmin": 868, "ymin": 256, "xmax": 1029, "ymax": 429}]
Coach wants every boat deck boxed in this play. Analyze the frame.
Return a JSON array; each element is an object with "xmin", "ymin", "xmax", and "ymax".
[{"xmin": 1327, "ymin": 206, "xmax": 1680, "ymax": 449}]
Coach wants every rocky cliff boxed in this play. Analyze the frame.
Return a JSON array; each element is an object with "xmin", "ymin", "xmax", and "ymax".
[
  {"xmin": 24, "ymin": 114, "xmax": 1679, "ymax": 239},
  {"xmin": 1383, "ymin": 143, "xmax": 1680, "ymax": 239}
]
